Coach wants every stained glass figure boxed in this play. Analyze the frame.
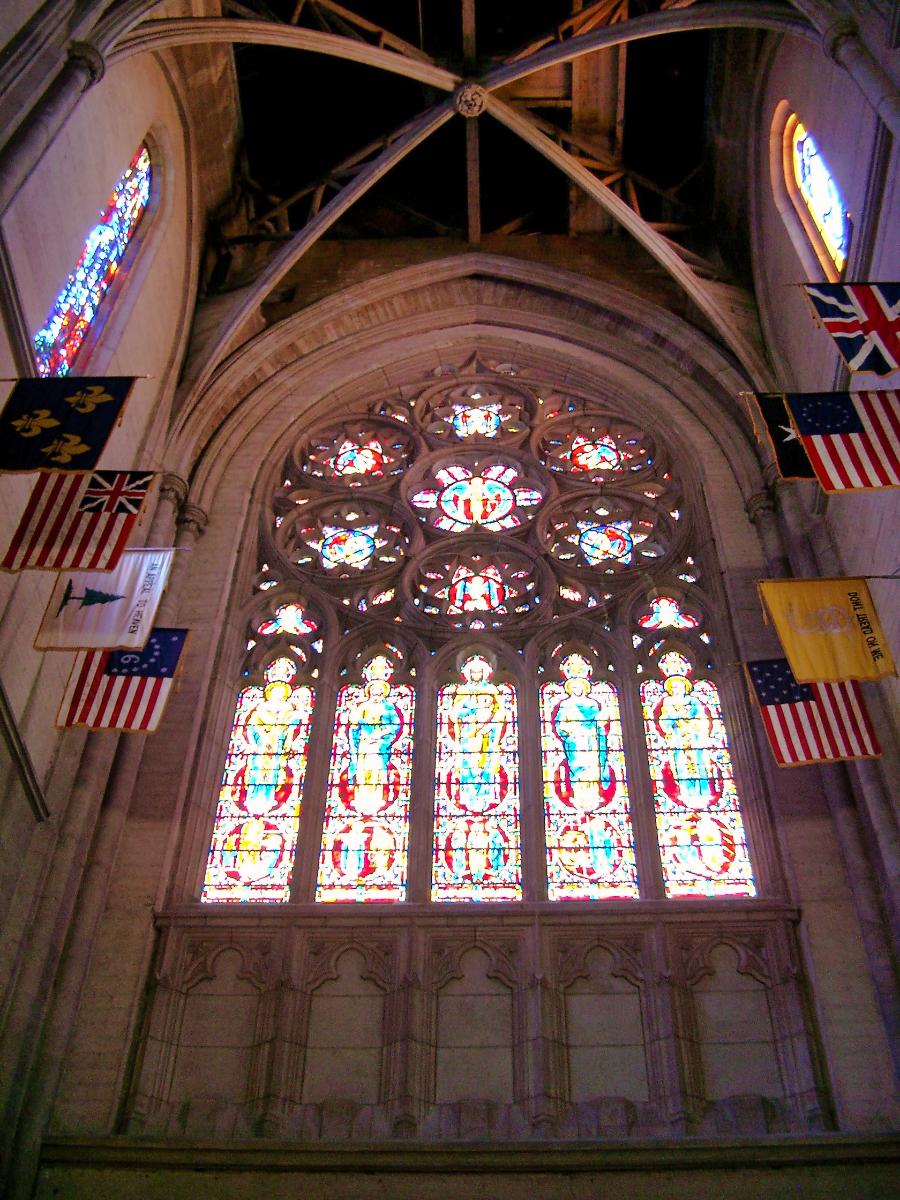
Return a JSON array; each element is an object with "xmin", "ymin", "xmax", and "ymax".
[
  {"xmin": 202, "ymin": 658, "xmax": 315, "ymax": 902},
  {"xmin": 317, "ymin": 525, "xmax": 379, "ymax": 570},
  {"xmin": 577, "ymin": 520, "xmax": 635, "ymax": 566},
  {"xmin": 287, "ymin": 500, "xmax": 410, "ymax": 580},
  {"xmin": 544, "ymin": 494, "xmax": 669, "ymax": 575},
  {"xmin": 317, "ymin": 655, "xmax": 414, "ymax": 902},
  {"xmin": 638, "ymin": 596, "xmax": 699, "ymax": 630},
  {"xmin": 419, "ymin": 376, "xmax": 530, "ymax": 443},
  {"xmin": 328, "ymin": 438, "xmax": 386, "ymax": 477},
  {"xmin": 433, "ymin": 655, "xmax": 522, "ymax": 901},
  {"xmin": 640, "ymin": 651, "xmax": 755, "ymax": 898},
  {"xmin": 539, "ymin": 414, "xmax": 659, "ymax": 486},
  {"xmin": 540, "ymin": 655, "xmax": 638, "ymax": 899},
  {"xmin": 450, "ymin": 401, "xmax": 503, "ymax": 438},
  {"xmin": 33, "ymin": 145, "xmax": 152, "ymax": 377},
  {"xmin": 791, "ymin": 121, "xmax": 850, "ymax": 271},
  {"xmin": 410, "ymin": 459, "xmax": 543, "ymax": 533},
  {"xmin": 300, "ymin": 420, "xmax": 415, "ymax": 486},
  {"xmin": 256, "ymin": 603, "xmax": 318, "ymax": 637},
  {"xmin": 415, "ymin": 545, "xmax": 539, "ymax": 629}
]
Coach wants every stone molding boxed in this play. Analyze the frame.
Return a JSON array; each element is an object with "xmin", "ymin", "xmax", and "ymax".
[{"xmin": 128, "ymin": 910, "xmax": 828, "ymax": 1142}]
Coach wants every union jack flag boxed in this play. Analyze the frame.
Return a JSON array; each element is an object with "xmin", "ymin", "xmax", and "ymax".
[
  {"xmin": 804, "ymin": 283, "xmax": 900, "ymax": 374},
  {"xmin": 57, "ymin": 627, "xmax": 188, "ymax": 731},
  {"xmin": 746, "ymin": 658, "xmax": 880, "ymax": 767},
  {"xmin": 1, "ymin": 470, "xmax": 154, "ymax": 572}
]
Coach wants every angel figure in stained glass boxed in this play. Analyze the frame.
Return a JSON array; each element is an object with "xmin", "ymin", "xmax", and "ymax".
[
  {"xmin": 318, "ymin": 655, "xmax": 414, "ymax": 900},
  {"xmin": 446, "ymin": 654, "xmax": 509, "ymax": 812},
  {"xmin": 203, "ymin": 658, "xmax": 315, "ymax": 901},
  {"xmin": 549, "ymin": 654, "xmax": 615, "ymax": 806},
  {"xmin": 650, "ymin": 656, "xmax": 723, "ymax": 808}
]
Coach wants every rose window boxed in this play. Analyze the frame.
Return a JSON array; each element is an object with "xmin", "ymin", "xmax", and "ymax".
[
  {"xmin": 409, "ymin": 540, "xmax": 544, "ymax": 630},
  {"xmin": 417, "ymin": 374, "xmax": 531, "ymax": 444}
]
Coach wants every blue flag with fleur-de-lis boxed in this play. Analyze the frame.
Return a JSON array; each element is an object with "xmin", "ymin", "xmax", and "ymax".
[{"xmin": 0, "ymin": 376, "xmax": 136, "ymax": 471}]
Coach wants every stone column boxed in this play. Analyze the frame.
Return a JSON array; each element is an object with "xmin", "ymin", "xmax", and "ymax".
[
  {"xmin": 0, "ymin": 43, "xmax": 105, "ymax": 219},
  {"xmin": 6, "ymin": 482, "xmax": 205, "ymax": 1198}
]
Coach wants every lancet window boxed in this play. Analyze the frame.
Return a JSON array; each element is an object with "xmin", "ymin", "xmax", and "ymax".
[
  {"xmin": 33, "ymin": 143, "xmax": 153, "ymax": 378},
  {"xmin": 775, "ymin": 107, "xmax": 851, "ymax": 281},
  {"xmin": 201, "ymin": 355, "xmax": 760, "ymax": 906}
]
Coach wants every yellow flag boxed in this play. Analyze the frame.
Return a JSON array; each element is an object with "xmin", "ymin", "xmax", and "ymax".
[{"xmin": 758, "ymin": 579, "xmax": 896, "ymax": 681}]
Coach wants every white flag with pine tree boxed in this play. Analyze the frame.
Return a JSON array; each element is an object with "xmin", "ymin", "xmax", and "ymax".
[{"xmin": 34, "ymin": 547, "xmax": 175, "ymax": 650}]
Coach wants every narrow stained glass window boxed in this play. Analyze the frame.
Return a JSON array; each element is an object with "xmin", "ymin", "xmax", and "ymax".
[
  {"xmin": 202, "ymin": 658, "xmax": 315, "ymax": 902},
  {"xmin": 316, "ymin": 655, "xmax": 415, "ymax": 902},
  {"xmin": 433, "ymin": 654, "xmax": 522, "ymax": 901},
  {"xmin": 791, "ymin": 121, "xmax": 850, "ymax": 273},
  {"xmin": 33, "ymin": 144, "xmax": 152, "ymax": 377},
  {"xmin": 540, "ymin": 657, "xmax": 638, "ymax": 902},
  {"xmin": 540, "ymin": 654, "xmax": 638, "ymax": 900},
  {"xmin": 640, "ymin": 651, "xmax": 755, "ymax": 898}
]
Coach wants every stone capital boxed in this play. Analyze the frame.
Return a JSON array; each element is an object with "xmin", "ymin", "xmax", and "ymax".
[
  {"xmin": 821, "ymin": 17, "xmax": 857, "ymax": 62},
  {"xmin": 67, "ymin": 41, "xmax": 105, "ymax": 87},
  {"xmin": 745, "ymin": 490, "xmax": 775, "ymax": 525},
  {"xmin": 176, "ymin": 502, "xmax": 208, "ymax": 539},
  {"xmin": 157, "ymin": 473, "xmax": 189, "ymax": 510}
]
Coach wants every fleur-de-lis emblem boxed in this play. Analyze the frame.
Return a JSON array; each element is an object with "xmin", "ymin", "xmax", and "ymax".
[
  {"xmin": 64, "ymin": 385, "xmax": 114, "ymax": 413},
  {"xmin": 11, "ymin": 409, "xmax": 61, "ymax": 438},
  {"xmin": 40, "ymin": 434, "xmax": 91, "ymax": 464}
]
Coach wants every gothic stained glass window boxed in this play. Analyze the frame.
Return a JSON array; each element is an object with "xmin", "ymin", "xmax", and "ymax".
[
  {"xmin": 316, "ymin": 655, "xmax": 415, "ymax": 902},
  {"xmin": 204, "ymin": 355, "xmax": 763, "ymax": 908},
  {"xmin": 540, "ymin": 654, "xmax": 638, "ymax": 900},
  {"xmin": 640, "ymin": 650, "xmax": 755, "ymax": 898},
  {"xmin": 33, "ymin": 144, "xmax": 152, "ymax": 378},
  {"xmin": 791, "ymin": 121, "xmax": 850, "ymax": 272},
  {"xmin": 433, "ymin": 654, "xmax": 522, "ymax": 901},
  {"xmin": 202, "ymin": 658, "xmax": 315, "ymax": 902}
]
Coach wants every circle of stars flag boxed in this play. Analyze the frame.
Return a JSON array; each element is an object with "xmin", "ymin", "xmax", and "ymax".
[
  {"xmin": 784, "ymin": 391, "xmax": 900, "ymax": 491},
  {"xmin": 57, "ymin": 628, "xmax": 188, "ymax": 731}
]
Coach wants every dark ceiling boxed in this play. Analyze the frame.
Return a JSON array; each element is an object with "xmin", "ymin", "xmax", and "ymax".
[{"xmin": 225, "ymin": 1, "xmax": 711, "ymax": 242}]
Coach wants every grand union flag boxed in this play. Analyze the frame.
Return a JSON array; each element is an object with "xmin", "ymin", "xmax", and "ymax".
[{"xmin": 1, "ymin": 470, "xmax": 154, "ymax": 571}]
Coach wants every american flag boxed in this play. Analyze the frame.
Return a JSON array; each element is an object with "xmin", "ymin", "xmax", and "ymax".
[
  {"xmin": 746, "ymin": 658, "xmax": 880, "ymax": 767},
  {"xmin": 785, "ymin": 391, "xmax": 900, "ymax": 491},
  {"xmin": 1, "ymin": 470, "xmax": 153, "ymax": 571},
  {"xmin": 57, "ymin": 628, "xmax": 188, "ymax": 731},
  {"xmin": 804, "ymin": 283, "xmax": 900, "ymax": 374}
]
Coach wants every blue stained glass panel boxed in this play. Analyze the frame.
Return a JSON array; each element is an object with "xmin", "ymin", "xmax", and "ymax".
[
  {"xmin": 792, "ymin": 121, "xmax": 850, "ymax": 271},
  {"xmin": 33, "ymin": 145, "xmax": 152, "ymax": 377},
  {"xmin": 540, "ymin": 655, "xmax": 638, "ymax": 899},
  {"xmin": 432, "ymin": 655, "xmax": 522, "ymax": 901},
  {"xmin": 317, "ymin": 656, "xmax": 415, "ymax": 902}
]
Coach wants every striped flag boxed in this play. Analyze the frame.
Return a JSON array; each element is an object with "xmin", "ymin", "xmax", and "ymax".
[
  {"xmin": 784, "ymin": 391, "xmax": 900, "ymax": 491},
  {"xmin": 57, "ymin": 628, "xmax": 188, "ymax": 731},
  {"xmin": 1, "ymin": 470, "xmax": 153, "ymax": 571},
  {"xmin": 746, "ymin": 658, "xmax": 880, "ymax": 767}
]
